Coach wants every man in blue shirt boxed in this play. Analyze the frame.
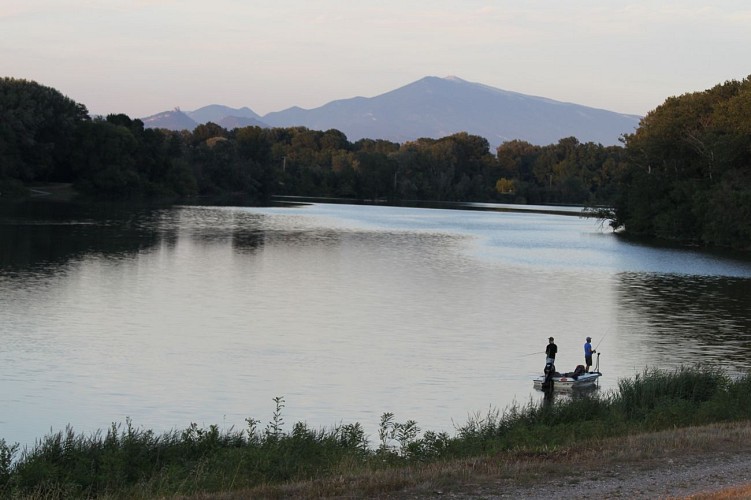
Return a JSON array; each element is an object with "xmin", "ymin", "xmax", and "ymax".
[{"xmin": 584, "ymin": 336, "xmax": 596, "ymax": 372}]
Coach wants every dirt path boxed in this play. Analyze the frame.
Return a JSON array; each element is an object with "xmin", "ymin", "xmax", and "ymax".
[
  {"xmin": 427, "ymin": 452, "xmax": 751, "ymax": 499},
  {"xmin": 380, "ymin": 423, "xmax": 751, "ymax": 499}
]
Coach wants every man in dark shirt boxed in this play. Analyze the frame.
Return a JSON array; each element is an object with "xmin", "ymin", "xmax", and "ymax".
[{"xmin": 545, "ymin": 336, "xmax": 557, "ymax": 366}]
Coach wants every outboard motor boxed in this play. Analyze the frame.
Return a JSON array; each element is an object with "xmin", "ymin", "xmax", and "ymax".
[{"xmin": 542, "ymin": 362, "xmax": 555, "ymax": 391}]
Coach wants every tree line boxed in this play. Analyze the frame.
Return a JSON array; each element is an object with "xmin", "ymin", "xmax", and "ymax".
[
  {"xmin": 0, "ymin": 77, "xmax": 623, "ymax": 206},
  {"xmin": 1, "ymin": 76, "xmax": 750, "ymax": 248}
]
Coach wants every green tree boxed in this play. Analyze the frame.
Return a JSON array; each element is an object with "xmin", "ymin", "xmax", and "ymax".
[
  {"xmin": 70, "ymin": 118, "xmax": 141, "ymax": 197},
  {"xmin": 353, "ymin": 151, "xmax": 396, "ymax": 200},
  {"xmin": 495, "ymin": 177, "xmax": 515, "ymax": 194},
  {"xmin": 235, "ymin": 126, "xmax": 272, "ymax": 164},
  {"xmin": 616, "ymin": 75, "xmax": 751, "ymax": 247},
  {"xmin": 0, "ymin": 77, "xmax": 89, "ymax": 183}
]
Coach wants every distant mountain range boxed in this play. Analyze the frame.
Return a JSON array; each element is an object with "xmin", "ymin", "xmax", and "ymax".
[
  {"xmin": 141, "ymin": 76, "xmax": 642, "ymax": 147},
  {"xmin": 142, "ymin": 105, "xmax": 266, "ymax": 131}
]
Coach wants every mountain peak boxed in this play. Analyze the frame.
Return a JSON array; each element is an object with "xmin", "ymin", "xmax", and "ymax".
[
  {"xmin": 188, "ymin": 105, "xmax": 261, "ymax": 124},
  {"xmin": 262, "ymin": 77, "xmax": 640, "ymax": 146},
  {"xmin": 142, "ymin": 109, "xmax": 197, "ymax": 130},
  {"xmin": 443, "ymin": 75, "xmax": 466, "ymax": 83},
  {"xmin": 143, "ymin": 76, "xmax": 641, "ymax": 146}
]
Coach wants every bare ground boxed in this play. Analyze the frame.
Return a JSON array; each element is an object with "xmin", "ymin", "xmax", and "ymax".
[
  {"xmin": 406, "ymin": 451, "xmax": 751, "ymax": 499},
  {"xmin": 376, "ymin": 423, "xmax": 751, "ymax": 500}
]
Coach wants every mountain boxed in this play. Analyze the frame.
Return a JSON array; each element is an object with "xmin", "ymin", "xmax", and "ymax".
[
  {"xmin": 141, "ymin": 105, "xmax": 266, "ymax": 131},
  {"xmin": 187, "ymin": 105, "xmax": 262, "ymax": 124},
  {"xmin": 215, "ymin": 115, "xmax": 267, "ymax": 129},
  {"xmin": 141, "ymin": 76, "xmax": 642, "ymax": 146},
  {"xmin": 141, "ymin": 104, "xmax": 268, "ymax": 130},
  {"xmin": 262, "ymin": 76, "xmax": 640, "ymax": 147},
  {"xmin": 141, "ymin": 108, "xmax": 198, "ymax": 130}
]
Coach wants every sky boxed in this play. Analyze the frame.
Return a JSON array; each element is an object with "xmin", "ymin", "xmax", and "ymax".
[{"xmin": 2, "ymin": 1, "xmax": 750, "ymax": 119}]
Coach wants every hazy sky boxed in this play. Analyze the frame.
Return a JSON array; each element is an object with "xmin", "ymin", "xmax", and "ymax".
[{"xmin": 3, "ymin": 1, "xmax": 750, "ymax": 118}]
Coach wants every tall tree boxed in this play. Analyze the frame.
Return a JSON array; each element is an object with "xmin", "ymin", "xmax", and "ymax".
[
  {"xmin": 616, "ymin": 76, "xmax": 751, "ymax": 247},
  {"xmin": 0, "ymin": 77, "xmax": 89, "ymax": 183}
]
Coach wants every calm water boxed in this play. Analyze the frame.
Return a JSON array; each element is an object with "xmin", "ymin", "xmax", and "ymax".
[{"xmin": 2, "ymin": 201, "xmax": 751, "ymax": 449}]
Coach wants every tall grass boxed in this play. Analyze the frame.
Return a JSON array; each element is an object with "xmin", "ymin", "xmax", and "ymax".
[{"xmin": 2, "ymin": 366, "xmax": 751, "ymax": 499}]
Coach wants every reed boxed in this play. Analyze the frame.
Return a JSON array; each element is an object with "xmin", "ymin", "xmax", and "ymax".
[{"xmin": 1, "ymin": 367, "xmax": 750, "ymax": 499}]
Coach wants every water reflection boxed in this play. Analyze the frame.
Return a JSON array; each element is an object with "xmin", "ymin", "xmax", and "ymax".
[
  {"xmin": 2, "ymin": 201, "xmax": 751, "ymax": 451},
  {"xmin": 539, "ymin": 385, "xmax": 600, "ymax": 410},
  {"xmin": 0, "ymin": 202, "xmax": 169, "ymax": 270},
  {"xmin": 616, "ymin": 272, "xmax": 751, "ymax": 370}
]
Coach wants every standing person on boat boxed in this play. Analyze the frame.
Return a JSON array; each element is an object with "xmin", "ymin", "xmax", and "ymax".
[
  {"xmin": 584, "ymin": 336, "xmax": 596, "ymax": 372},
  {"xmin": 542, "ymin": 336, "xmax": 558, "ymax": 391},
  {"xmin": 545, "ymin": 337, "xmax": 557, "ymax": 367}
]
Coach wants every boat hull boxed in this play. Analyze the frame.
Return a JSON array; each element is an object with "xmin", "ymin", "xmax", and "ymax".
[{"xmin": 533, "ymin": 371, "xmax": 601, "ymax": 391}]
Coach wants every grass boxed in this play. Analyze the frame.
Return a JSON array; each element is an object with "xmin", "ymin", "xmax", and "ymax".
[{"xmin": 2, "ymin": 365, "xmax": 751, "ymax": 499}]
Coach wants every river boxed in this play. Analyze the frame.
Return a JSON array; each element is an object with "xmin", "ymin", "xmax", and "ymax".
[{"xmin": 1, "ymin": 200, "xmax": 750, "ymax": 449}]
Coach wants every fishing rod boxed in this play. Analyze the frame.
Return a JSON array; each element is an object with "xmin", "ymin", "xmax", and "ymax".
[
  {"xmin": 594, "ymin": 332, "xmax": 608, "ymax": 351},
  {"xmin": 522, "ymin": 351, "xmax": 545, "ymax": 357}
]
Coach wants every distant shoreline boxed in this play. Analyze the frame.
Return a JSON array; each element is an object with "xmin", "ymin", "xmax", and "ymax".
[{"xmin": 270, "ymin": 195, "xmax": 587, "ymax": 217}]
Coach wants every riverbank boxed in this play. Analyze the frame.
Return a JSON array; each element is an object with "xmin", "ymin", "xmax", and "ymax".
[
  {"xmin": 3, "ymin": 366, "xmax": 751, "ymax": 499},
  {"xmin": 189, "ymin": 421, "xmax": 751, "ymax": 499}
]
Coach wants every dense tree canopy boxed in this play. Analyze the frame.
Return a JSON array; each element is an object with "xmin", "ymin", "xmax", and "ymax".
[
  {"xmin": 5, "ymin": 76, "xmax": 750, "ymax": 248},
  {"xmin": 615, "ymin": 76, "xmax": 751, "ymax": 248},
  {"xmin": 495, "ymin": 137, "xmax": 627, "ymax": 205},
  {"xmin": 0, "ymin": 78, "xmax": 626, "ymax": 207},
  {"xmin": 0, "ymin": 77, "xmax": 89, "ymax": 189}
]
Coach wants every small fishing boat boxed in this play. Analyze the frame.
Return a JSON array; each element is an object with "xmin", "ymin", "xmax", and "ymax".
[{"xmin": 532, "ymin": 353, "xmax": 602, "ymax": 391}]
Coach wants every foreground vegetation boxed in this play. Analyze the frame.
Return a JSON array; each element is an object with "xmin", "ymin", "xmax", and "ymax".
[{"xmin": 1, "ymin": 366, "xmax": 750, "ymax": 498}]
